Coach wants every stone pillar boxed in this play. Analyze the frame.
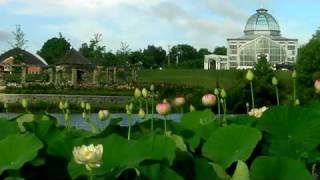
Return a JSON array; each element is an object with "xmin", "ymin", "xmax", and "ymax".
[
  {"xmin": 0, "ymin": 68, "xmax": 4, "ymax": 86},
  {"xmin": 71, "ymin": 68, "xmax": 77, "ymax": 86},
  {"xmin": 21, "ymin": 65, "xmax": 27, "ymax": 84},
  {"xmin": 48, "ymin": 68, "xmax": 54, "ymax": 84},
  {"xmin": 113, "ymin": 68, "xmax": 117, "ymax": 84},
  {"xmin": 93, "ymin": 69, "xmax": 98, "ymax": 85},
  {"xmin": 55, "ymin": 70, "xmax": 61, "ymax": 86}
]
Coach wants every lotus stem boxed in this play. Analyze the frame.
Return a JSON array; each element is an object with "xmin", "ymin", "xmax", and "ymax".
[
  {"xmin": 217, "ymin": 95, "xmax": 221, "ymax": 124},
  {"xmin": 250, "ymin": 81, "xmax": 255, "ymax": 109},
  {"xmin": 223, "ymin": 99, "xmax": 227, "ymax": 126},
  {"xmin": 275, "ymin": 86, "xmax": 280, "ymax": 106},
  {"xmin": 128, "ymin": 114, "xmax": 132, "ymax": 140},
  {"xmin": 88, "ymin": 170, "xmax": 93, "ymax": 180},
  {"xmin": 151, "ymin": 94, "xmax": 154, "ymax": 131},
  {"xmin": 145, "ymin": 99, "xmax": 149, "ymax": 119},
  {"xmin": 293, "ymin": 78, "xmax": 296, "ymax": 104},
  {"xmin": 164, "ymin": 116, "xmax": 167, "ymax": 135}
]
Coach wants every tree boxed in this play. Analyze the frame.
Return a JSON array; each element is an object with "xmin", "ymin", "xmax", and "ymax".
[
  {"xmin": 213, "ymin": 46, "xmax": 227, "ymax": 55},
  {"xmin": 10, "ymin": 24, "xmax": 28, "ymax": 49},
  {"xmin": 296, "ymin": 28, "xmax": 320, "ymax": 102},
  {"xmin": 198, "ymin": 48, "xmax": 211, "ymax": 57},
  {"xmin": 170, "ymin": 44, "xmax": 198, "ymax": 63},
  {"xmin": 79, "ymin": 33, "xmax": 106, "ymax": 65},
  {"xmin": 38, "ymin": 33, "xmax": 71, "ymax": 65},
  {"xmin": 143, "ymin": 45, "xmax": 166, "ymax": 68}
]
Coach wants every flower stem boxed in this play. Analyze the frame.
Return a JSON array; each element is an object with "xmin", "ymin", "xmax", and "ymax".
[
  {"xmin": 223, "ymin": 99, "xmax": 227, "ymax": 126},
  {"xmin": 293, "ymin": 78, "xmax": 296, "ymax": 104},
  {"xmin": 151, "ymin": 94, "xmax": 154, "ymax": 131},
  {"xmin": 145, "ymin": 99, "xmax": 149, "ymax": 119},
  {"xmin": 250, "ymin": 81, "xmax": 255, "ymax": 109},
  {"xmin": 88, "ymin": 170, "xmax": 93, "ymax": 180},
  {"xmin": 217, "ymin": 96, "xmax": 221, "ymax": 125},
  {"xmin": 128, "ymin": 114, "xmax": 132, "ymax": 140},
  {"xmin": 164, "ymin": 116, "xmax": 167, "ymax": 135},
  {"xmin": 275, "ymin": 86, "xmax": 280, "ymax": 106}
]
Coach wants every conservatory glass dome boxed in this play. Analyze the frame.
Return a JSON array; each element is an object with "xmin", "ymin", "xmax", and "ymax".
[{"xmin": 244, "ymin": 8, "xmax": 280, "ymax": 36}]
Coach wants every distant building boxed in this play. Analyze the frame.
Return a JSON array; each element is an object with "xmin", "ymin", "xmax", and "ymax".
[
  {"xmin": 204, "ymin": 8, "xmax": 298, "ymax": 70},
  {"xmin": 0, "ymin": 48, "xmax": 48, "ymax": 74}
]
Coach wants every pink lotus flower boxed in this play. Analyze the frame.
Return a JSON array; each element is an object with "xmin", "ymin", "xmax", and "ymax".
[
  {"xmin": 202, "ymin": 94, "xmax": 216, "ymax": 106},
  {"xmin": 173, "ymin": 96, "xmax": 186, "ymax": 107},
  {"xmin": 156, "ymin": 102, "xmax": 171, "ymax": 116},
  {"xmin": 315, "ymin": 80, "xmax": 320, "ymax": 93}
]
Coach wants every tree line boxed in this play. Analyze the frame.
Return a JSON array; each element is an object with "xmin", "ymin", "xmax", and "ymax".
[{"xmin": 7, "ymin": 25, "xmax": 227, "ymax": 69}]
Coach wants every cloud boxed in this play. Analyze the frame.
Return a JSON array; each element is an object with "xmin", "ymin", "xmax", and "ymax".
[
  {"xmin": 0, "ymin": 30, "xmax": 10, "ymax": 41},
  {"xmin": 207, "ymin": 0, "xmax": 249, "ymax": 21}
]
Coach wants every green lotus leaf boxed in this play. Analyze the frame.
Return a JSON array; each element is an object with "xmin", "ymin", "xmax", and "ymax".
[
  {"xmin": 0, "ymin": 134, "xmax": 43, "ymax": 175},
  {"xmin": 202, "ymin": 125, "xmax": 262, "ymax": 169},
  {"xmin": 250, "ymin": 156, "xmax": 313, "ymax": 180},
  {"xmin": 231, "ymin": 160, "xmax": 250, "ymax": 180}
]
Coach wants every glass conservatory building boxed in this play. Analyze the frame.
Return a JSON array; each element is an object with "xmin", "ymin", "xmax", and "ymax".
[{"xmin": 204, "ymin": 8, "xmax": 298, "ymax": 70}]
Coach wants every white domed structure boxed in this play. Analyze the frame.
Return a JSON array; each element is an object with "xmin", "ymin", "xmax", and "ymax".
[{"xmin": 204, "ymin": 8, "xmax": 298, "ymax": 70}]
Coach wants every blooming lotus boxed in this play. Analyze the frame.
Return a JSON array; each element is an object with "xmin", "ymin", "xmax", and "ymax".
[
  {"xmin": 202, "ymin": 94, "xmax": 216, "ymax": 106},
  {"xmin": 73, "ymin": 144, "xmax": 103, "ymax": 171},
  {"xmin": 248, "ymin": 106, "xmax": 268, "ymax": 118},
  {"xmin": 315, "ymin": 80, "xmax": 320, "ymax": 93},
  {"xmin": 98, "ymin": 110, "xmax": 110, "ymax": 121},
  {"xmin": 156, "ymin": 102, "xmax": 171, "ymax": 116},
  {"xmin": 173, "ymin": 96, "xmax": 186, "ymax": 107}
]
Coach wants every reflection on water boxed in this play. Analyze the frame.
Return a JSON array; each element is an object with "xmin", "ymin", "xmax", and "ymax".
[{"xmin": 0, "ymin": 113, "xmax": 183, "ymax": 131}]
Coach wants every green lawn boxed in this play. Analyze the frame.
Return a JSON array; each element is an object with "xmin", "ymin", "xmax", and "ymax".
[{"xmin": 138, "ymin": 69, "xmax": 292, "ymax": 89}]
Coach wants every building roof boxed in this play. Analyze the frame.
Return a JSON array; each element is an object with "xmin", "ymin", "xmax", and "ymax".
[
  {"xmin": 0, "ymin": 48, "xmax": 48, "ymax": 67},
  {"xmin": 227, "ymin": 34, "xmax": 298, "ymax": 42},
  {"xmin": 244, "ymin": 8, "xmax": 281, "ymax": 36},
  {"xmin": 56, "ymin": 49, "xmax": 93, "ymax": 67}
]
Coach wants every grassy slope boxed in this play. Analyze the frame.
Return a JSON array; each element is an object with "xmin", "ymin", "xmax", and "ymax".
[{"xmin": 138, "ymin": 69, "xmax": 292, "ymax": 89}]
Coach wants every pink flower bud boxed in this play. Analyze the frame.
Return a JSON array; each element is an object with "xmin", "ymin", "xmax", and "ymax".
[
  {"xmin": 173, "ymin": 96, "xmax": 186, "ymax": 107},
  {"xmin": 315, "ymin": 80, "xmax": 320, "ymax": 93},
  {"xmin": 156, "ymin": 102, "xmax": 171, "ymax": 116},
  {"xmin": 202, "ymin": 94, "xmax": 216, "ymax": 106}
]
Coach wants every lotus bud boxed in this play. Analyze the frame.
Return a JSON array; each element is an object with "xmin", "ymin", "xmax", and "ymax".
[
  {"xmin": 85, "ymin": 103, "xmax": 91, "ymax": 111},
  {"xmin": 64, "ymin": 101, "xmax": 69, "ymax": 109},
  {"xmin": 220, "ymin": 89, "xmax": 227, "ymax": 99},
  {"xmin": 246, "ymin": 69, "xmax": 254, "ymax": 81},
  {"xmin": 66, "ymin": 109, "xmax": 70, "ymax": 114},
  {"xmin": 272, "ymin": 76, "xmax": 278, "ymax": 86},
  {"xmin": 156, "ymin": 102, "xmax": 171, "ymax": 116},
  {"xmin": 128, "ymin": 103, "xmax": 134, "ymax": 111},
  {"xmin": 98, "ymin": 110, "xmax": 109, "ymax": 121},
  {"xmin": 59, "ymin": 101, "xmax": 64, "ymax": 110},
  {"xmin": 4, "ymin": 103, "xmax": 8, "ymax": 109},
  {"xmin": 315, "ymin": 80, "xmax": 320, "ymax": 93},
  {"xmin": 138, "ymin": 108, "xmax": 146, "ymax": 119},
  {"xmin": 295, "ymin": 99, "xmax": 300, "ymax": 106},
  {"xmin": 189, "ymin": 104, "xmax": 196, "ymax": 112},
  {"xmin": 202, "ymin": 94, "xmax": 216, "ymax": 106},
  {"xmin": 80, "ymin": 101, "xmax": 86, "ymax": 109},
  {"xmin": 142, "ymin": 88, "xmax": 148, "ymax": 98},
  {"xmin": 82, "ymin": 112, "xmax": 86, "ymax": 119},
  {"xmin": 173, "ymin": 96, "xmax": 186, "ymax": 107},
  {"xmin": 134, "ymin": 88, "xmax": 142, "ymax": 98},
  {"xmin": 292, "ymin": 70, "xmax": 297, "ymax": 78},
  {"xmin": 150, "ymin": 84, "xmax": 155, "ymax": 91},
  {"xmin": 214, "ymin": 88, "xmax": 219, "ymax": 96},
  {"xmin": 163, "ymin": 99, "xmax": 168, "ymax": 103},
  {"xmin": 21, "ymin": 99, "xmax": 28, "ymax": 109},
  {"xmin": 73, "ymin": 144, "xmax": 103, "ymax": 171}
]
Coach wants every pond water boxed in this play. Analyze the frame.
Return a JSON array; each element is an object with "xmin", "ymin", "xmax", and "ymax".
[{"xmin": 0, "ymin": 113, "xmax": 183, "ymax": 131}]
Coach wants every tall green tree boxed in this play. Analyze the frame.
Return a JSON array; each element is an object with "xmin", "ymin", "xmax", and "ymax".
[
  {"xmin": 296, "ymin": 28, "xmax": 320, "ymax": 102},
  {"xmin": 38, "ymin": 33, "xmax": 71, "ymax": 65},
  {"xmin": 143, "ymin": 45, "xmax": 166, "ymax": 68},
  {"xmin": 79, "ymin": 33, "xmax": 106, "ymax": 65},
  {"xmin": 10, "ymin": 24, "xmax": 28, "ymax": 49},
  {"xmin": 213, "ymin": 46, "xmax": 227, "ymax": 55}
]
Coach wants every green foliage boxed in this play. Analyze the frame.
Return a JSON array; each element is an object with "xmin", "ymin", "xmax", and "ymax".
[
  {"xmin": 0, "ymin": 134, "xmax": 43, "ymax": 174},
  {"xmin": 38, "ymin": 33, "xmax": 71, "ymax": 65},
  {"xmin": 297, "ymin": 29, "xmax": 320, "ymax": 103},
  {"xmin": 257, "ymin": 105, "xmax": 320, "ymax": 160},
  {"xmin": 231, "ymin": 161, "xmax": 250, "ymax": 180},
  {"xmin": 202, "ymin": 125, "xmax": 262, "ymax": 169},
  {"xmin": 250, "ymin": 156, "xmax": 313, "ymax": 180}
]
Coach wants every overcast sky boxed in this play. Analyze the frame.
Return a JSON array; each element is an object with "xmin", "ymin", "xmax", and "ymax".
[{"xmin": 0, "ymin": 0, "xmax": 319, "ymax": 53}]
